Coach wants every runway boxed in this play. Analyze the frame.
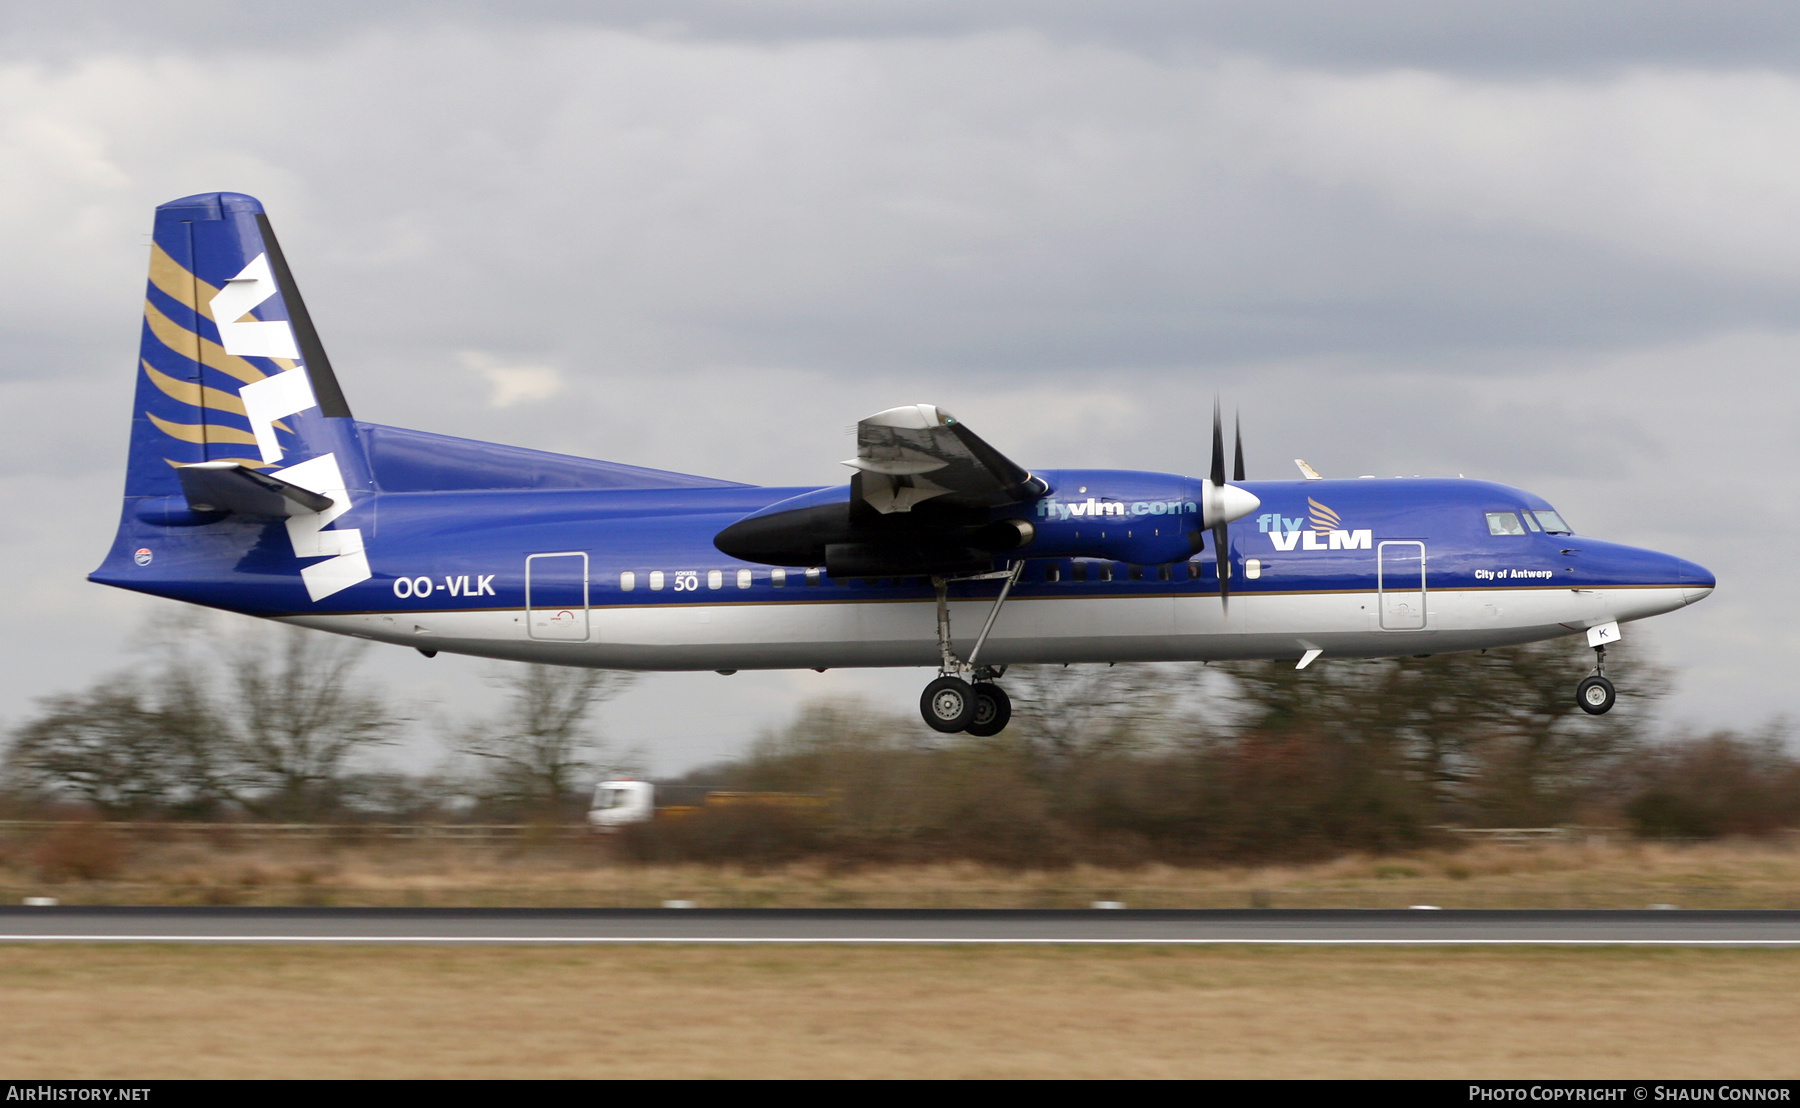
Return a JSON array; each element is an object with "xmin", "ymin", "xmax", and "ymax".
[{"xmin": 2, "ymin": 907, "xmax": 1799, "ymax": 944}]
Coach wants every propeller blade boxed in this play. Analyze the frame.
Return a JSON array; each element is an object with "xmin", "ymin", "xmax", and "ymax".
[
  {"xmin": 1208, "ymin": 399, "xmax": 1233, "ymax": 610},
  {"xmin": 1210, "ymin": 399, "xmax": 1226, "ymax": 488},
  {"xmin": 1213, "ymin": 522, "xmax": 1230, "ymax": 610},
  {"xmin": 1233, "ymin": 411, "xmax": 1245, "ymax": 482}
]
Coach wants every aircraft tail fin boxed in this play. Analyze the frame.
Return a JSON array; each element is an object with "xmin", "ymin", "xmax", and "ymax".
[
  {"xmin": 123, "ymin": 191, "xmax": 358, "ymax": 501},
  {"xmin": 97, "ymin": 192, "xmax": 374, "ymax": 604}
]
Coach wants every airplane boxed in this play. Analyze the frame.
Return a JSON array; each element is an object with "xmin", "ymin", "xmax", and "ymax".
[{"xmin": 92, "ymin": 192, "xmax": 1716, "ymax": 735}]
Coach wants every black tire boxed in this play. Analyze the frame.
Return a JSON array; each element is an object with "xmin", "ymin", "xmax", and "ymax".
[
  {"xmin": 921, "ymin": 676, "xmax": 977, "ymax": 733},
  {"xmin": 1576, "ymin": 675, "xmax": 1616, "ymax": 715},
  {"xmin": 965, "ymin": 683, "xmax": 1013, "ymax": 737}
]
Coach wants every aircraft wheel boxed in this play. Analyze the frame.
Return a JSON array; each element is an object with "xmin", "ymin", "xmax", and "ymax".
[
  {"xmin": 921, "ymin": 676, "xmax": 977, "ymax": 733},
  {"xmin": 965, "ymin": 683, "xmax": 1012, "ymax": 737},
  {"xmin": 1576, "ymin": 675, "xmax": 1616, "ymax": 715}
]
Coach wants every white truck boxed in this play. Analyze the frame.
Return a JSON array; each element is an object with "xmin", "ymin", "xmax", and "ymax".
[
  {"xmin": 588, "ymin": 779, "xmax": 658, "ymax": 830},
  {"xmin": 588, "ymin": 779, "xmax": 826, "ymax": 832}
]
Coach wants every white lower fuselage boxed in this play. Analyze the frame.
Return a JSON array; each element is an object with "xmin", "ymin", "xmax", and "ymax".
[{"xmin": 283, "ymin": 583, "xmax": 1703, "ymax": 671}]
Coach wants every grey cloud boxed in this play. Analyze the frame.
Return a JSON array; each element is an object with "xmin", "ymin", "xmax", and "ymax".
[
  {"xmin": 10, "ymin": 2, "xmax": 1800, "ymax": 75},
  {"xmin": 9, "ymin": 31, "xmax": 1800, "ymax": 390}
]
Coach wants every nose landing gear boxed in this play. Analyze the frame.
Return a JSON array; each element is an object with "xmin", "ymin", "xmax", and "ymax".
[
  {"xmin": 1576, "ymin": 644, "xmax": 1616, "ymax": 715},
  {"xmin": 918, "ymin": 565, "xmax": 1021, "ymax": 734}
]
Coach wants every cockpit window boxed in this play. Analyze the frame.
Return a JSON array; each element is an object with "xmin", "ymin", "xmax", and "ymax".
[
  {"xmin": 1485, "ymin": 511, "xmax": 1527, "ymax": 536},
  {"xmin": 1533, "ymin": 510, "xmax": 1572, "ymax": 534},
  {"xmin": 1520, "ymin": 511, "xmax": 1542, "ymax": 532}
]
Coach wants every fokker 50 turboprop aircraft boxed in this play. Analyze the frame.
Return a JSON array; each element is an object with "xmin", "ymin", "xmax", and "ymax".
[{"xmin": 93, "ymin": 193, "xmax": 1715, "ymax": 734}]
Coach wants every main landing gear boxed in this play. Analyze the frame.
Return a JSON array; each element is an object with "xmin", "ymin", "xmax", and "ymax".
[
  {"xmin": 918, "ymin": 564, "xmax": 1022, "ymax": 735},
  {"xmin": 1577, "ymin": 644, "xmax": 1617, "ymax": 715},
  {"xmin": 921, "ymin": 675, "xmax": 1013, "ymax": 736}
]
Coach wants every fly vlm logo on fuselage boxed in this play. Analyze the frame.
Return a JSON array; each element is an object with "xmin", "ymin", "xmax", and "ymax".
[
  {"xmin": 1035, "ymin": 497, "xmax": 1199, "ymax": 521},
  {"xmin": 1257, "ymin": 498, "xmax": 1372, "ymax": 551}
]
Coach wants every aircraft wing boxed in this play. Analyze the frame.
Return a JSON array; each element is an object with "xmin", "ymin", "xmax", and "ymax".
[{"xmin": 842, "ymin": 405, "xmax": 1045, "ymax": 514}]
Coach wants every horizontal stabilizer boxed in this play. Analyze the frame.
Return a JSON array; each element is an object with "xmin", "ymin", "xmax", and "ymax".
[{"xmin": 176, "ymin": 461, "xmax": 334, "ymax": 517}]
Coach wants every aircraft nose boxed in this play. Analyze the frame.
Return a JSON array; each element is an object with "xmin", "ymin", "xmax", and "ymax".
[{"xmin": 1674, "ymin": 555, "xmax": 1715, "ymax": 606}]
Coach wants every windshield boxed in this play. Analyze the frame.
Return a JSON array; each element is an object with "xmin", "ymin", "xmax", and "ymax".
[
  {"xmin": 1533, "ymin": 510, "xmax": 1572, "ymax": 534},
  {"xmin": 596, "ymin": 787, "xmax": 629, "ymax": 809}
]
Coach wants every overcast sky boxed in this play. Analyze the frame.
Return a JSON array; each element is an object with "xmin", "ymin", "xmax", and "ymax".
[{"xmin": 3, "ymin": 1, "xmax": 1797, "ymax": 774}]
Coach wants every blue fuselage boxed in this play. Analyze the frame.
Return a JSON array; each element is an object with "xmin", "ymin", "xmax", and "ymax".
[{"xmin": 94, "ymin": 458, "xmax": 1713, "ymax": 672}]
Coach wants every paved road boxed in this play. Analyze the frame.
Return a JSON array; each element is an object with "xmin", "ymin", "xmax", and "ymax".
[{"xmin": 2, "ymin": 907, "xmax": 1799, "ymax": 944}]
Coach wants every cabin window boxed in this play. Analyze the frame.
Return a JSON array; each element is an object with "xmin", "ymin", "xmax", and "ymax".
[
  {"xmin": 1158, "ymin": 564, "xmax": 1171, "ymax": 582},
  {"xmin": 1245, "ymin": 558, "xmax": 1262, "ymax": 580},
  {"xmin": 1534, "ymin": 510, "xmax": 1572, "ymax": 535},
  {"xmin": 1128, "ymin": 564, "xmax": 1144, "ymax": 582},
  {"xmin": 737, "ymin": 569, "xmax": 752, "ymax": 589},
  {"xmin": 805, "ymin": 568, "xmax": 821, "ymax": 587},
  {"xmin": 1485, "ymin": 511, "xmax": 1527, "ymax": 536},
  {"xmin": 649, "ymin": 570, "xmax": 665, "ymax": 591},
  {"xmin": 707, "ymin": 569, "xmax": 723, "ymax": 590},
  {"xmin": 1187, "ymin": 561, "xmax": 1201, "ymax": 580},
  {"xmin": 1099, "ymin": 563, "xmax": 1114, "ymax": 582},
  {"xmin": 1071, "ymin": 561, "xmax": 1087, "ymax": 582},
  {"xmin": 771, "ymin": 568, "xmax": 786, "ymax": 587},
  {"xmin": 619, "ymin": 571, "xmax": 636, "ymax": 592}
]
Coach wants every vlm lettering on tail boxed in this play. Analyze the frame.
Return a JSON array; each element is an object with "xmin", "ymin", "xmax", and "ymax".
[{"xmin": 92, "ymin": 192, "xmax": 1715, "ymax": 735}]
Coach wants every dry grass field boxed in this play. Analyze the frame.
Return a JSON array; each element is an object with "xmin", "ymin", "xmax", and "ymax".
[
  {"xmin": 3, "ymin": 829, "xmax": 1800, "ymax": 908},
  {"xmin": 4, "ymin": 835, "xmax": 1798, "ymax": 1077},
  {"xmin": 0, "ymin": 944, "xmax": 1796, "ymax": 1078}
]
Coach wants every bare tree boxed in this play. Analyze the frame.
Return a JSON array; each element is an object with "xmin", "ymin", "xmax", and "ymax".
[
  {"xmin": 455, "ymin": 665, "xmax": 636, "ymax": 819},
  {"xmin": 217, "ymin": 625, "xmax": 399, "ymax": 820},
  {"xmin": 3, "ymin": 675, "xmax": 227, "ymax": 818},
  {"xmin": 1216, "ymin": 637, "xmax": 1662, "ymax": 825},
  {"xmin": 1005, "ymin": 663, "xmax": 1197, "ymax": 761},
  {"xmin": 3, "ymin": 609, "xmax": 233, "ymax": 817}
]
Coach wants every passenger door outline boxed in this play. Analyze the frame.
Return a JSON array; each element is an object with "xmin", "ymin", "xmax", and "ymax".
[
  {"xmin": 526, "ymin": 552, "xmax": 589, "ymax": 642},
  {"xmin": 1377, "ymin": 540, "xmax": 1427, "ymax": 631}
]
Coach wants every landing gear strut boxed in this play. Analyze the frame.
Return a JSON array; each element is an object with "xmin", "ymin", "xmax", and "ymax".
[
  {"xmin": 1576, "ymin": 644, "xmax": 1616, "ymax": 715},
  {"xmin": 918, "ymin": 564, "xmax": 1022, "ymax": 734}
]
